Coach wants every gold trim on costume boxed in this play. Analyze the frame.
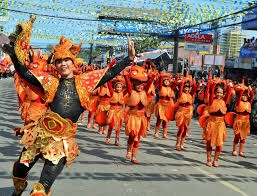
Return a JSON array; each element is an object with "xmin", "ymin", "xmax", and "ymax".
[{"xmin": 12, "ymin": 15, "xmax": 36, "ymax": 66}]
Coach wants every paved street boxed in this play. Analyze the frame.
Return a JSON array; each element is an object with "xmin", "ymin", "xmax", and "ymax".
[{"xmin": 1, "ymin": 77, "xmax": 257, "ymax": 196}]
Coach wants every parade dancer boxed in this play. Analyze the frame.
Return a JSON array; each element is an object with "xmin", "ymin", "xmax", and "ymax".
[
  {"xmin": 86, "ymin": 88, "xmax": 99, "ymax": 129},
  {"xmin": 154, "ymin": 72, "xmax": 176, "ymax": 139},
  {"xmin": 230, "ymin": 81, "xmax": 254, "ymax": 157},
  {"xmin": 105, "ymin": 75, "xmax": 126, "ymax": 146},
  {"xmin": 143, "ymin": 59, "xmax": 158, "ymax": 132},
  {"xmin": 204, "ymin": 80, "xmax": 231, "ymax": 167},
  {"xmin": 94, "ymin": 83, "xmax": 111, "ymax": 134},
  {"xmin": 175, "ymin": 74, "xmax": 196, "ymax": 151},
  {"xmin": 1, "ymin": 15, "xmax": 136, "ymax": 196},
  {"xmin": 94, "ymin": 59, "xmax": 117, "ymax": 134},
  {"xmin": 197, "ymin": 70, "xmax": 212, "ymax": 144},
  {"xmin": 124, "ymin": 64, "xmax": 155, "ymax": 164}
]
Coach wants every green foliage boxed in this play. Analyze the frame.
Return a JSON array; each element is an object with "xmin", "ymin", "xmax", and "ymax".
[{"xmin": 135, "ymin": 37, "xmax": 162, "ymax": 53}]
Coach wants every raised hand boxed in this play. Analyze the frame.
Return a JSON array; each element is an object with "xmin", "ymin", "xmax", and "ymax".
[
  {"xmin": 127, "ymin": 36, "xmax": 143, "ymax": 61},
  {"xmin": 1, "ymin": 43, "xmax": 14, "ymax": 56},
  {"xmin": 127, "ymin": 36, "xmax": 135, "ymax": 60}
]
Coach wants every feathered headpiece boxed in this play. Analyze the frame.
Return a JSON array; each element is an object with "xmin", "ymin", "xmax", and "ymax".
[{"xmin": 52, "ymin": 36, "xmax": 82, "ymax": 63}]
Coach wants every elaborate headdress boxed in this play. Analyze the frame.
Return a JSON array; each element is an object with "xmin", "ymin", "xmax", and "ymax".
[
  {"xmin": 129, "ymin": 65, "xmax": 148, "ymax": 83},
  {"xmin": 52, "ymin": 36, "xmax": 82, "ymax": 63},
  {"xmin": 28, "ymin": 48, "xmax": 47, "ymax": 72}
]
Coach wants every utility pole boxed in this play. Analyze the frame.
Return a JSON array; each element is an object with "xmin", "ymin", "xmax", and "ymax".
[
  {"xmin": 88, "ymin": 34, "xmax": 93, "ymax": 65},
  {"xmin": 212, "ymin": 20, "xmax": 219, "ymax": 55},
  {"xmin": 212, "ymin": 20, "xmax": 222, "ymax": 77},
  {"xmin": 173, "ymin": 29, "xmax": 179, "ymax": 73},
  {"xmin": 88, "ymin": 43, "xmax": 93, "ymax": 65}
]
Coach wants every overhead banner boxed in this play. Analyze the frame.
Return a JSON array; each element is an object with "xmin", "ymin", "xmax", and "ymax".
[
  {"xmin": 242, "ymin": 6, "xmax": 257, "ymax": 30},
  {"xmin": 185, "ymin": 32, "xmax": 213, "ymax": 44},
  {"xmin": 240, "ymin": 47, "xmax": 257, "ymax": 58}
]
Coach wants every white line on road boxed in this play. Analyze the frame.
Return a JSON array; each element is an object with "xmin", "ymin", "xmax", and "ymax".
[{"xmin": 144, "ymin": 138, "xmax": 249, "ymax": 196}]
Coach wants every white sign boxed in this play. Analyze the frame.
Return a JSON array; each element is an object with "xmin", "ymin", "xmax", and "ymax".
[
  {"xmin": 204, "ymin": 55, "xmax": 215, "ymax": 65},
  {"xmin": 184, "ymin": 43, "xmax": 211, "ymax": 52},
  {"xmin": 189, "ymin": 55, "xmax": 202, "ymax": 66},
  {"xmin": 214, "ymin": 55, "xmax": 225, "ymax": 66}
]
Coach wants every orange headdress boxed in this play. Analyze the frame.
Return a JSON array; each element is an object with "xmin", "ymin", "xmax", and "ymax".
[
  {"xmin": 27, "ymin": 48, "xmax": 47, "ymax": 72},
  {"xmin": 142, "ymin": 58, "xmax": 158, "ymax": 77},
  {"xmin": 129, "ymin": 65, "xmax": 148, "ymax": 83},
  {"xmin": 112, "ymin": 75, "xmax": 126, "ymax": 87},
  {"xmin": 234, "ymin": 77, "xmax": 248, "ymax": 93},
  {"xmin": 160, "ymin": 72, "xmax": 170, "ymax": 79},
  {"xmin": 52, "ymin": 36, "xmax": 82, "ymax": 63},
  {"xmin": 209, "ymin": 79, "xmax": 228, "ymax": 104}
]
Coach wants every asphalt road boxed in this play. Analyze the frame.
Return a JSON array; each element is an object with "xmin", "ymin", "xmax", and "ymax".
[{"xmin": 1, "ymin": 77, "xmax": 257, "ymax": 196}]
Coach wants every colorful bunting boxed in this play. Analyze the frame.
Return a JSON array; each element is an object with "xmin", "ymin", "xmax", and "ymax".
[{"xmin": 0, "ymin": 0, "xmax": 253, "ymax": 48}]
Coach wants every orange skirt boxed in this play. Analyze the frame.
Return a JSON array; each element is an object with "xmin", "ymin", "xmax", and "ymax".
[
  {"xmin": 145, "ymin": 97, "xmax": 155, "ymax": 117},
  {"xmin": 106, "ymin": 105, "xmax": 123, "ymax": 130},
  {"xmin": 155, "ymin": 99, "xmax": 174, "ymax": 121},
  {"xmin": 206, "ymin": 116, "xmax": 227, "ymax": 147},
  {"xmin": 125, "ymin": 110, "xmax": 147, "ymax": 141},
  {"xmin": 233, "ymin": 114, "xmax": 250, "ymax": 140},
  {"xmin": 175, "ymin": 105, "xmax": 193, "ymax": 132},
  {"xmin": 95, "ymin": 100, "xmax": 110, "ymax": 126}
]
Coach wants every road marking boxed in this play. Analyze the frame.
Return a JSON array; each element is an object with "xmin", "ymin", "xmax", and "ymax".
[
  {"xmin": 144, "ymin": 138, "xmax": 249, "ymax": 196},
  {"xmin": 195, "ymin": 166, "xmax": 249, "ymax": 196}
]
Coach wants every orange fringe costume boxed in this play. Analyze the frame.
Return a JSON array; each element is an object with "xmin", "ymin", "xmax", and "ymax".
[
  {"xmin": 94, "ymin": 83, "xmax": 111, "ymax": 134},
  {"xmin": 203, "ymin": 81, "xmax": 232, "ymax": 167},
  {"xmin": 230, "ymin": 81, "xmax": 254, "ymax": 157},
  {"xmin": 105, "ymin": 75, "xmax": 126, "ymax": 146},
  {"xmin": 124, "ymin": 65, "xmax": 155, "ymax": 164},
  {"xmin": 86, "ymin": 88, "xmax": 99, "ymax": 129},
  {"xmin": 13, "ymin": 48, "xmax": 48, "ymax": 135},
  {"xmin": 154, "ymin": 72, "xmax": 176, "ymax": 139},
  {"xmin": 197, "ymin": 71, "xmax": 213, "ymax": 144},
  {"xmin": 143, "ymin": 59, "xmax": 158, "ymax": 132},
  {"xmin": 175, "ymin": 75, "xmax": 196, "ymax": 151},
  {"xmin": 94, "ymin": 59, "xmax": 116, "ymax": 134}
]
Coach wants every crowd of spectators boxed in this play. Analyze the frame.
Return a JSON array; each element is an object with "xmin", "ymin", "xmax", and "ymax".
[{"xmin": 242, "ymin": 36, "xmax": 257, "ymax": 49}]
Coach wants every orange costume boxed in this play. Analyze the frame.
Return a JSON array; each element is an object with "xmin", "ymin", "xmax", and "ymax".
[
  {"xmin": 94, "ymin": 59, "xmax": 116, "ymax": 134},
  {"xmin": 230, "ymin": 82, "xmax": 254, "ymax": 157},
  {"xmin": 154, "ymin": 72, "xmax": 176, "ymax": 139},
  {"xmin": 124, "ymin": 65, "xmax": 154, "ymax": 164},
  {"xmin": 105, "ymin": 75, "xmax": 126, "ymax": 146},
  {"xmin": 86, "ymin": 88, "xmax": 99, "ymax": 129},
  {"xmin": 175, "ymin": 75, "xmax": 196, "ymax": 151},
  {"xmin": 204, "ymin": 81, "xmax": 231, "ymax": 167},
  {"xmin": 198, "ymin": 72, "xmax": 213, "ymax": 144},
  {"xmin": 143, "ymin": 59, "xmax": 158, "ymax": 132},
  {"xmin": 2, "ymin": 15, "xmax": 133, "ymax": 196},
  {"xmin": 13, "ymin": 49, "xmax": 48, "ymax": 136},
  {"xmin": 94, "ymin": 83, "xmax": 111, "ymax": 134}
]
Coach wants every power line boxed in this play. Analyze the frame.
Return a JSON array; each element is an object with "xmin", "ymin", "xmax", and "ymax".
[{"xmin": 0, "ymin": 7, "xmax": 99, "ymax": 21}]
